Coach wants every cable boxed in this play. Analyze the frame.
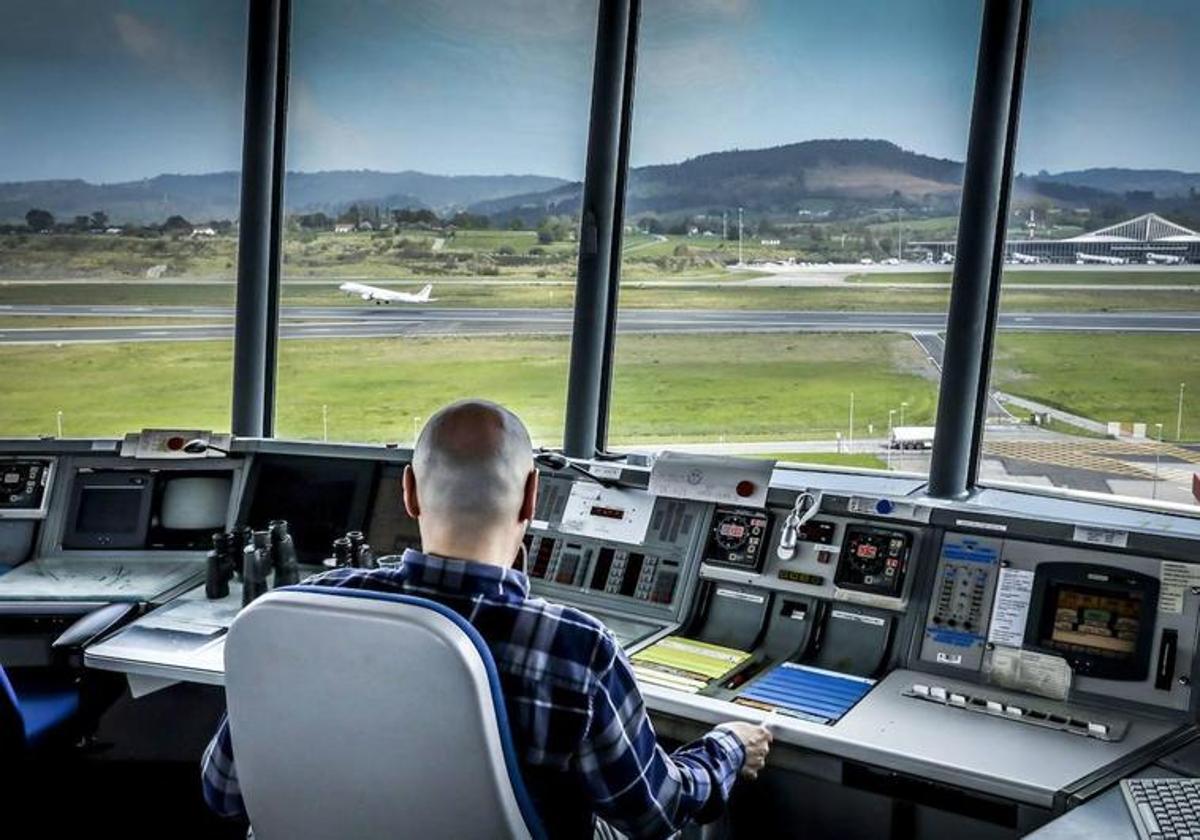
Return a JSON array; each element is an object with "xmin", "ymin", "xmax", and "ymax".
[{"xmin": 776, "ymin": 491, "xmax": 823, "ymax": 560}]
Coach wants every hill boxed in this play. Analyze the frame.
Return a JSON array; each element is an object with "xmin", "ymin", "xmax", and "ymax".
[
  {"xmin": 0, "ymin": 170, "xmax": 569, "ymax": 225},
  {"xmin": 1031, "ymin": 168, "xmax": 1200, "ymax": 198}
]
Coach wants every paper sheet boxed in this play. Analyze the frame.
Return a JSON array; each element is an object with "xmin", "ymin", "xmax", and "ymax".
[
  {"xmin": 558, "ymin": 482, "xmax": 654, "ymax": 545},
  {"xmin": 987, "ymin": 567, "xmax": 1035, "ymax": 648},
  {"xmin": 1159, "ymin": 561, "xmax": 1200, "ymax": 614},
  {"xmin": 986, "ymin": 645, "xmax": 1072, "ymax": 701},
  {"xmin": 647, "ymin": 451, "xmax": 773, "ymax": 507}
]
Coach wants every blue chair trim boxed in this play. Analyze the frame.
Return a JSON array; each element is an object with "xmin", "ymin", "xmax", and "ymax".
[
  {"xmin": 0, "ymin": 664, "xmax": 24, "ymax": 749},
  {"xmin": 282, "ymin": 584, "xmax": 549, "ymax": 840}
]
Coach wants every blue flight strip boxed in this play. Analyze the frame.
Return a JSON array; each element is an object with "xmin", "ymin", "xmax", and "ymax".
[{"xmin": 738, "ymin": 663, "xmax": 875, "ymax": 724}]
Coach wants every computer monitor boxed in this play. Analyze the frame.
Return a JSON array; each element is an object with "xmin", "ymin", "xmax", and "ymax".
[
  {"xmin": 240, "ymin": 454, "xmax": 377, "ymax": 564},
  {"xmin": 148, "ymin": 473, "xmax": 234, "ymax": 550},
  {"xmin": 63, "ymin": 470, "xmax": 155, "ymax": 549},
  {"xmin": 1024, "ymin": 562, "xmax": 1158, "ymax": 681}
]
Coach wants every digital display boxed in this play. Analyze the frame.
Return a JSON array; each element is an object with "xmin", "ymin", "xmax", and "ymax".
[
  {"xmin": 856, "ymin": 543, "xmax": 878, "ymax": 560},
  {"xmin": 1044, "ymin": 584, "xmax": 1142, "ymax": 660},
  {"xmin": 589, "ymin": 505, "xmax": 625, "ymax": 521},
  {"xmin": 77, "ymin": 488, "xmax": 144, "ymax": 534},
  {"xmin": 720, "ymin": 522, "xmax": 746, "ymax": 539}
]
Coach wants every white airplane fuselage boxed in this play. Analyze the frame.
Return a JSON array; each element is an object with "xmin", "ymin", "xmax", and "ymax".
[
  {"xmin": 1074, "ymin": 252, "xmax": 1128, "ymax": 266},
  {"xmin": 338, "ymin": 281, "xmax": 435, "ymax": 303}
]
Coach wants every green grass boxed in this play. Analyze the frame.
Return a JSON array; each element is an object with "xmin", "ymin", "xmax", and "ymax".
[
  {"xmin": 850, "ymin": 270, "xmax": 1200, "ymax": 286},
  {"xmin": 992, "ymin": 333, "xmax": 1200, "ymax": 441},
  {"xmin": 0, "ymin": 333, "xmax": 937, "ymax": 445},
  {"xmin": 1, "ymin": 281, "xmax": 1198, "ymax": 313}
]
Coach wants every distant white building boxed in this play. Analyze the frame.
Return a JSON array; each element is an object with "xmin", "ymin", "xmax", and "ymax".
[
  {"xmin": 357, "ymin": 220, "xmax": 374, "ymax": 231},
  {"xmin": 334, "ymin": 223, "xmax": 354, "ymax": 234},
  {"xmin": 190, "ymin": 227, "xmax": 216, "ymax": 238},
  {"xmin": 104, "ymin": 227, "xmax": 122, "ymax": 235},
  {"xmin": 760, "ymin": 239, "xmax": 781, "ymax": 246}
]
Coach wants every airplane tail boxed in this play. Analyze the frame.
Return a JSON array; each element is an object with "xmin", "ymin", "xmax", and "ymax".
[{"xmin": 416, "ymin": 284, "xmax": 433, "ymax": 302}]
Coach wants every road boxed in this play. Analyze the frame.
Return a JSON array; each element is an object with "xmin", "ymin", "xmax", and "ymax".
[{"xmin": 0, "ymin": 306, "xmax": 1199, "ymax": 344}]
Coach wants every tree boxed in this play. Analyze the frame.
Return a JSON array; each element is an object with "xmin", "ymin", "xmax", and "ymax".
[
  {"xmin": 25, "ymin": 208, "xmax": 54, "ymax": 231},
  {"xmin": 508, "ymin": 218, "xmax": 526, "ymax": 231},
  {"xmin": 73, "ymin": 215, "xmax": 91, "ymax": 230},
  {"xmin": 162, "ymin": 215, "xmax": 192, "ymax": 234},
  {"xmin": 90, "ymin": 211, "xmax": 109, "ymax": 229}
]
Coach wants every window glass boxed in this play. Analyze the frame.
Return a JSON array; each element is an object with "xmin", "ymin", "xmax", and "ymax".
[
  {"xmin": 609, "ymin": 0, "xmax": 983, "ymax": 473},
  {"xmin": 0, "ymin": 2, "xmax": 246, "ymax": 436},
  {"xmin": 275, "ymin": 0, "xmax": 597, "ymax": 446},
  {"xmin": 981, "ymin": 0, "xmax": 1200, "ymax": 507}
]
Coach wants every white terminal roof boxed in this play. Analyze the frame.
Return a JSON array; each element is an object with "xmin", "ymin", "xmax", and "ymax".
[{"xmin": 1064, "ymin": 212, "xmax": 1200, "ymax": 243}]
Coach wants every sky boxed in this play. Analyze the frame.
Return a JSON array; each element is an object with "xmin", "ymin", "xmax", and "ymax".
[{"xmin": 0, "ymin": 0, "xmax": 1196, "ymax": 184}]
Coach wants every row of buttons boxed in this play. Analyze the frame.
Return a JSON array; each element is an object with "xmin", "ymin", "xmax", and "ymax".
[{"xmin": 909, "ymin": 682, "xmax": 1115, "ymax": 740}]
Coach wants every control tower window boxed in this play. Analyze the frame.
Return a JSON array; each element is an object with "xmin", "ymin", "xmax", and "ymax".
[
  {"xmin": 0, "ymin": 2, "xmax": 247, "ymax": 436},
  {"xmin": 607, "ymin": 0, "xmax": 982, "ymax": 475},
  {"xmin": 271, "ymin": 0, "xmax": 598, "ymax": 447},
  {"xmin": 980, "ymin": 1, "xmax": 1200, "ymax": 509}
]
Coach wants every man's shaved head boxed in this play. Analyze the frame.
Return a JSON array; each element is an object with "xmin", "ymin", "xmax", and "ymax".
[{"xmin": 410, "ymin": 399, "xmax": 534, "ymax": 532}]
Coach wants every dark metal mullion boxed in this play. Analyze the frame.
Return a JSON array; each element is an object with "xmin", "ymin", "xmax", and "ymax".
[
  {"xmin": 594, "ymin": 0, "xmax": 641, "ymax": 453},
  {"xmin": 966, "ymin": 0, "xmax": 1033, "ymax": 487},
  {"xmin": 562, "ymin": 0, "xmax": 632, "ymax": 458},
  {"xmin": 262, "ymin": 0, "xmax": 292, "ymax": 437},
  {"xmin": 231, "ymin": 0, "xmax": 283, "ymax": 437},
  {"xmin": 927, "ymin": 0, "xmax": 1030, "ymax": 499}
]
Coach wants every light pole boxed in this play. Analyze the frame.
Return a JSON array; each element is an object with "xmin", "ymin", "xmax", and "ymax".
[
  {"xmin": 887, "ymin": 409, "xmax": 896, "ymax": 470},
  {"xmin": 1178, "ymin": 383, "xmax": 1186, "ymax": 441},
  {"xmin": 737, "ymin": 207, "xmax": 744, "ymax": 265},
  {"xmin": 1153, "ymin": 423, "xmax": 1164, "ymax": 500},
  {"xmin": 848, "ymin": 392, "xmax": 855, "ymax": 452},
  {"xmin": 900, "ymin": 401, "xmax": 908, "ymax": 428}
]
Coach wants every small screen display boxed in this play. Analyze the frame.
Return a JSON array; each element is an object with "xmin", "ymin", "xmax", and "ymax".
[
  {"xmin": 589, "ymin": 505, "xmax": 625, "ymax": 521},
  {"xmin": 720, "ymin": 522, "xmax": 746, "ymax": 539},
  {"xmin": 856, "ymin": 543, "xmax": 878, "ymax": 560},
  {"xmin": 77, "ymin": 488, "xmax": 144, "ymax": 534},
  {"xmin": 1043, "ymin": 584, "xmax": 1143, "ymax": 660}
]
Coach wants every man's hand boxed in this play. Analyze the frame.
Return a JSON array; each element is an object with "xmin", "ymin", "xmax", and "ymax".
[{"xmin": 717, "ymin": 721, "xmax": 773, "ymax": 780}]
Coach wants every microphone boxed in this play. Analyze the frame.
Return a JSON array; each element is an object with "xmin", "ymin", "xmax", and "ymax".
[
  {"xmin": 182, "ymin": 439, "xmax": 230, "ymax": 456},
  {"xmin": 777, "ymin": 491, "xmax": 821, "ymax": 560}
]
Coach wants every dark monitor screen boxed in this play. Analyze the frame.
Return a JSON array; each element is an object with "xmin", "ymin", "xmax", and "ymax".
[
  {"xmin": 241, "ymin": 455, "xmax": 377, "ymax": 564},
  {"xmin": 1025, "ymin": 562, "xmax": 1158, "ymax": 681},
  {"xmin": 77, "ymin": 488, "xmax": 144, "ymax": 534},
  {"xmin": 63, "ymin": 471, "xmax": 155, "ymax": 549}
]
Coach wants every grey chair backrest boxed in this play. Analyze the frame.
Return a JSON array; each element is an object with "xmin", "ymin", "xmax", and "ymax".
[{"xmin": 223, "ymin": 585, "xmax": 546, "ymax": 840}]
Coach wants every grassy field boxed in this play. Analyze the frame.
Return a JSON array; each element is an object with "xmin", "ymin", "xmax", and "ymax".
[
  {"xmin": 850, "ymin": 270, "xmax": 1200, "ymax": 286},
  {"xmin": 1, "ymin": 280, "xmax": 1198, "ymax": 313},
  {"xmin": 0, "ymin": 333, "xmax": 937, "ymax": 445},
  {"xmin": 745, "ymin": 452, "xmax": 888, "ymax": 469},
  {"xmin": 2, "ymin": 330, "xmax": 1195, "ymax": 446},
  {"xmin": 992, "ymin": 333, "xmax": 1200, "ymax": 440}
]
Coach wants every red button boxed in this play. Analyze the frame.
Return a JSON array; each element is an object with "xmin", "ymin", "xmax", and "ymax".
[
  {"xmin": 166, "ymin": 436, "xmax": 185, "ymax": 451},
  {"xmin": 735, "ymin": 480, "xmax": 755, "ymax": 498}
]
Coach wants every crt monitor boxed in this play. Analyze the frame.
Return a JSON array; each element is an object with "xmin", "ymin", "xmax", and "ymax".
[
  {"xmin": 241, "ymin": 454, "xmax": 377, "ymax": 564},
  {"xmin": 1024, "ymin": 562, "xmax": 1159, "ymax": 681},
  {"xmin": 147, "ymin": 473, "xmax": 234, "ymax": 550}
]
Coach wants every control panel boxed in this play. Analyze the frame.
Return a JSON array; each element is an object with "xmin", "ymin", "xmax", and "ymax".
[
  {"xmin": 703, "ymin": 506, "xmax": 771, "ymax": 572},
  {"xmin": 920, "ymin": 534, "xmax": 1002, "ymax": 671},
  {"xmin": 834, "ymin": 525, "xmax": 912, "ymax": 599},
  {"xmin": 0, "ymin": 458, "xmax": 55, "ymax": 518},
  {"xmin": 526, "ymin": 535, "xmax": 681, "ymax": 605}
]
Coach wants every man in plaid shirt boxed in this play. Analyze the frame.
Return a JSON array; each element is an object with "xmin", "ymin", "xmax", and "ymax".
[{"xmin": 202, "ymin": 400, "xmax": 771, "ymax": 838}]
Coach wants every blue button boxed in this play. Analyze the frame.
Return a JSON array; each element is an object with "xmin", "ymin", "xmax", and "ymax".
[{"xmin": 875, "ymin": 499, "xmax": 894, "ymax": 515}]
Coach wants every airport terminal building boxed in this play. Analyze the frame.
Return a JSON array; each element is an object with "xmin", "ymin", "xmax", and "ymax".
[{"xmin": 912, "ymin": 212, "xmax": 1200, "ymax": 264}]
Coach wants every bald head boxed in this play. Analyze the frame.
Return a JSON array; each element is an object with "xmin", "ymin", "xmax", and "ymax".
[{"xmin": 409, "ymin": 400, "xmax": 535, "ymax": 540}]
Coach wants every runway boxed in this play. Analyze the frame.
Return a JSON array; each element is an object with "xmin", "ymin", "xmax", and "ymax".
[{"xmin": 0, "ymin": 305, "xmax": 1198, "ymax": 344}]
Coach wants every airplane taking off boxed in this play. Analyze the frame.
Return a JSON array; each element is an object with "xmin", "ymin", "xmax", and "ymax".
[
  {"xmin": 338, "ymin": 281, "xmax": 436, "ymax": 304},
  {"xmin": 1010, "ymin": 251, "xmax": 1040, "ymax": 264},
  {"xmin": 1075, "ymin": 252, "xmax": 1128, "ymax": 266},
  {"xmin": 1147, "ymin": 252, "xmax": 1185, "ymax": 265}
]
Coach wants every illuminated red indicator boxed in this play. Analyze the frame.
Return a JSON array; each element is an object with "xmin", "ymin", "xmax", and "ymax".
[
  {"xmin": 167, "ymin": 436, "xmax": 185, "ymax": 451},
  {"xmin": 856, "ymin": 543, "xmax": 878, "ymax": 559},
  {"xmin": 735, "ymin": 480, "xmax": 755, "ymax": 497}
]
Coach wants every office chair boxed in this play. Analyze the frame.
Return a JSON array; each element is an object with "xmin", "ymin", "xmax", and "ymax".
[
  {"xmin": 223, "ymin": 585, "xmax": 547, "ymax": 840},
  {"xmin": 0, "ymin": 664, "xmax": 81, "ymax": 753}
]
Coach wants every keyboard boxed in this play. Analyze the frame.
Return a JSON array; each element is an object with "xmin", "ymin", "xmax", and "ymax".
[{"xmin": 1121, "ymin": 778, "xmax": 1200, "ymax": 839}]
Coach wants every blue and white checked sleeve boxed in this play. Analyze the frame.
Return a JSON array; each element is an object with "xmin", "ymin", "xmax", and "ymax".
[
  {"xmin": 576, "ymin": 633, "xmax": 746, "ymax": 840},
  {"xmin": 200, "ymin": 713, "xmax": 246, "ymax": 818}
]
